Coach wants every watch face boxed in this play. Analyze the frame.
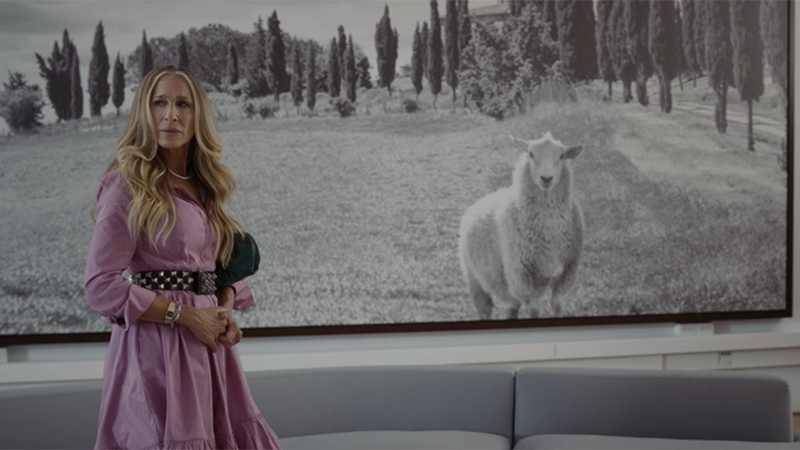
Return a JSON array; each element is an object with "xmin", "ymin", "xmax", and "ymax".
[{"xmin": 164, "ymin": 303, "xmax": 176, "ymax": 324}]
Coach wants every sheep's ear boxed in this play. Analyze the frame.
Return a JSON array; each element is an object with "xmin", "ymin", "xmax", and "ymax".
[
  {"xmin": 509, "ymin": 135, "xmax": 529, "ymax": 151},
  {"xmin": 564, "ymin": 145, "xmax": 583, "ymax": 160}
]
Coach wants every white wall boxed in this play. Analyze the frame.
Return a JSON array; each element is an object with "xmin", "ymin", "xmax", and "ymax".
[{"xmin": 1, "ymin": 2, "xmax": 799, "ymax": 414}]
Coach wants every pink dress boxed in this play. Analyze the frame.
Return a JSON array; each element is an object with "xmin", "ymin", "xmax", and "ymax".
[{"xmin": 85, "ymin": 170, "xmax": 281, "ymax": 450}]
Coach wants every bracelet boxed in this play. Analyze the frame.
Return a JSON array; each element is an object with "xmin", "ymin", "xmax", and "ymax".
[
  {"xmin": 163, "ymin": 300, "xmax": 177, "ymax": 325},
  {"xmin": 169, "ymin": 302, "xmax": 182, "ymax": 329}
]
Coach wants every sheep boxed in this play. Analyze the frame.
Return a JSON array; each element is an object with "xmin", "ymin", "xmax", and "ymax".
[{"xmin": 458, "ymin": 131, "xmax": 584, "ymax": 319}]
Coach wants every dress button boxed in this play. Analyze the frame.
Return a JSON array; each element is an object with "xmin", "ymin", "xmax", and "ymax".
[{"xmin": 115, "ymin": 316, "xmax": 126, "ymax": 326}]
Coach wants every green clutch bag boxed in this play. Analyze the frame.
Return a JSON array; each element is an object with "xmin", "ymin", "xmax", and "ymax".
[{"xmin": 214, "ymin": 231, "xmax": 260, "ymax": 289}]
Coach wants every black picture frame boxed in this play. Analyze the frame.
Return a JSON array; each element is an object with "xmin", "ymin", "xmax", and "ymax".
[{"xmin": 0, "ymin": 0, "xmax": 793, "ymax": 346}]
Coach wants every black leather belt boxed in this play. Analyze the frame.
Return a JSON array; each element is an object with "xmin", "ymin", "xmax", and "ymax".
[{"xmin": 132, "ymin": 270, "xmax": 218, "ymax": 295}]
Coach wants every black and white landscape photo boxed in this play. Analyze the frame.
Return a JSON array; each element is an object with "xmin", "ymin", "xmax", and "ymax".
[{"xmin": 0, "ymin": 0, "xmax": 791, "ymax": 342}]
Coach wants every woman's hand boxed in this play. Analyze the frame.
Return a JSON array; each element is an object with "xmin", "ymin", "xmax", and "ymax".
[
  {"xmin": 218, "ymin": 313, "xmax": 243, "ymax": 348},
  {"xmin": 214, "ymin": 286, "xmax": 242, "ymax": 348},
  {"xmin": 177, "ymin": 305, "xmax": 229, "ymax": 352},
  {"xmin": 214, "ymin": 285, "xmax": 242, "ymax": 348}
]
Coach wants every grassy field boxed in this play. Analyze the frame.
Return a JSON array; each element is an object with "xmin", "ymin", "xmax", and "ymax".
[{"xmin": 0, "ymin": 79, "xmax": 788, "ymax": 335}]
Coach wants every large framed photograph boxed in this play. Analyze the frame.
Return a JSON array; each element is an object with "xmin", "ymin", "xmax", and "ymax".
[{"xmin": 0, "ymin": 0, "xmax": 792, "ymax": 345}]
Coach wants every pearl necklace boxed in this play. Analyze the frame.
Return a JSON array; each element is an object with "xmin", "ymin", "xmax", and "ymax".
[{"xmin": 167, "ymin": 168, "xmax": 192, "ymax": 180}]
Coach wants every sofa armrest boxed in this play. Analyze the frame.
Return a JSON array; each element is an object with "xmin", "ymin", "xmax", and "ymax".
[
  {"xmin": 0, "ymin": 381, "xmax": 102, "ymax": 449},
  {"xmin": 513, "ymin": 367, "xmax": 793, "ymax": 444}
]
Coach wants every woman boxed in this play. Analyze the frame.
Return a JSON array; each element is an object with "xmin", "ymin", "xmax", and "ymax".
[{"xmin": 85, "ymin": 65, "xmax": 281, "ymax": 450}]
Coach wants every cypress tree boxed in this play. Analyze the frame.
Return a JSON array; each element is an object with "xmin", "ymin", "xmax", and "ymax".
[
  {"xmin": 35, "ymin": 30, "xmax": 73, "ymax": 122},
  {"xmin": 331, "ymin": 25, "xmax": 346, "ymax": 96},
  {"xmin": 625, "ymin": 0, "xmax": 652, "ymax": 106},
  {"xmin": 458, "ymin": 0, "xmax": 471, "ymax": 56},
  {"xmin": 70, "ymin": 51, "xmax": 83, "ymax": 120},
  {"xmin": 411, "ymin": 23, "xmax": 424, "ymax": 100},
  {"xmin": 673, "ymin": 0, "xmax": 687, "ymax": 89},
  {"xmin": 338, "ymin": 25, "xmax": 347, "ymax": 72},
  {"xmin": 692, "ymin": 0, "xmax": 706, "ymax": 72},
  {"xmin": 706, "ymin": 0, "xmax": 732, "ymax": 133},
  {"xmin": 375, "ymin": 5, "xmax": 398, "ymax": 95},
  {"xmin": 34, "ymin": 42, "xmax": 61, "ymax": 120},
  {"xmin": 391, "ymin": 27, "xmax": 399, "ymax": 89},
  {"xmin": 141, "ymin": 30, "xmax": 153, "ymax": 79},
  {"xmin": 112, "ymin": 52, "xmax": 125, "ymax": 116},
  {"xmin": 178, "ymin": 32, "xmax": 190, "ymax": 69},
  {"xmin": 681, "ymin": 0, "xmax": 699, "ymax": 85},
  {"xmin": 226, "ymin": 43, "xmax": 239, "ymax": 86},
  {"xmin": 596, "ymin": 0, "xmax": 615, "ymax": 98},
  {"xmin": 609, "ymin": 0, "xmax": 633, "ymax": 102},
  {"xmin": 649, "ymin": 0, "xmax": 678, "ymax": 113},
  {"xmin": 345, "ymin": 35, "xmax": 357, "ymax": 102},
  {"xmin": 62, "ymin": 30, "xmax": 77, "ymax": 120},
  {"xmin": 328, "ymin": 38, "xmax": 341, "ymax": 97},
  {"xmin": 445, "ymin": 0, "xmax": 460, "ymax": 104},
  {"xmin": 730, "ymin": 0, "xmax": 763, "ymax": 151},
  {"xmin": 421, "ymin": 22, "xmax": 430, "ymax": 81},
  {"xmin": 356, "ymin": 56, "xmax": 373, "ymax": 89},
  {"xmin": 760, "ymin": 0, "xmax": 788, "ymax": 115},
  {"xmin": 556, "ymin": 0, "xmax": 597, "ymax": 83},
  {"xmin": 389, "ymin": 27, "xmax": 399, "ymax": 92},
  {"xmin": 266, "ymin": 10, "xmax": 287, "ymax": 102},
  {"xmin": 290, "ymin": 45, "xmax": 303, "ymax": 114},
  {"xmin": 457, "ymin": 0, "xmax": 471, "ymax": 107},
  {"xmin": 375, "ymin": 4, "xmax": 398, "ymax": 94},
  {"xmin": 306, "ymin": 43, "xmax": 317, "ymax": 113},
  {"xmin": 88, "ymin": 21, "xmax": 110, "ymax": 117},
  {"xmin": 246, "ymin": 17, "xmax": 269, "ymax": 97},
  {"xmin": 428, "ymin": 0, "xmax": 443, "ymax": 107}
]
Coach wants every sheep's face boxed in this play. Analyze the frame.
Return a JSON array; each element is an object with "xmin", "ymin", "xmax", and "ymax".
[{"xmin": 510, "ymin": 133, "xmax": 583, "ymax": 191}]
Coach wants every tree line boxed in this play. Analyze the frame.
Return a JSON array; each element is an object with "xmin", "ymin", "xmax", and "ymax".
[
  {"xmin": 452, "ymin": 0, "xmax": 788, "ymax": 142},
  {"xmin": 606, "ymin": 0, "xmax": 787, "ymax": 152},
  {"xmin": 35, "ymin": 23, "xmax": 127, "ymax": 121},
  {"xmin": 0, "ymin": 0, "xmax": 790, "ymax": 138},
  {"xmin": 1, "ymin": 21, "xmax": 127, "ymax": 133},
  {"xmin": 0, "ymin": 8, "xmax": 374, "ymax": 133},
  {"xmin": 127, "ymin": 10, "xmax": 375, "ymax": 114}
]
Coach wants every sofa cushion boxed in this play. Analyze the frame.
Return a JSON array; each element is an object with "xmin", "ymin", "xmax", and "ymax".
[
  {"xmin": 280, "ymin": 430, "xmax": 510, "ymax": 450},
  {"xmin": 514, "ymin": 434, "xmax": 800, "ymax": 450}
]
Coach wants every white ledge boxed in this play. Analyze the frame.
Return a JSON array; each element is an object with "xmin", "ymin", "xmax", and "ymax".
[
  {"xmin": 554, "ymin": 331, "xmax": 800, "ymax": 360},
  {"xmin": 1, "ymin": 331, "xmax": 798, "ymax": 385}
]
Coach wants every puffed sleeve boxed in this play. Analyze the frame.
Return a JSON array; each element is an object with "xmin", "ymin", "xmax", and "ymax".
[
  {"xmin": 84, "ymin": 171, "xmax": 157, "ymax": 329},
  {"xmin": 229, "ymin": 279, "xmax": 255, "ymax": 310}
]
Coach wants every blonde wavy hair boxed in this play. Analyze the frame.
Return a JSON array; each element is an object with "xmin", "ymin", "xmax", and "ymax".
[{"xmin": 94, "ymin": 65, "xmax": 243, "ymax": 266}]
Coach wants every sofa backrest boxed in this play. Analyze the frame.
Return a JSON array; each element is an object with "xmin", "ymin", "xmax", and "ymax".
[
  {"xmin": 247, "ymin": 364, "xmax": 517, "ymax": 441},
  {"xmin": 0, "ymin": 381, "xmax": 102, "ymax": 449},
  {"xmin": 513, "ymin": 367, "xmax": 793, "ymax": 444}
]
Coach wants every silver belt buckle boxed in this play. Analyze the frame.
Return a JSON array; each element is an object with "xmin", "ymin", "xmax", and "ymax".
[{"xmin": 196, "ymin": 272, "xmax": 218, "ymax": 294}]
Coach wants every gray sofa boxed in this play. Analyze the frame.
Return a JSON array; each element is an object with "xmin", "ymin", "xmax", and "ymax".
[{"xmin": 0, "ymin": 365, "xmax": 797, "ymax": 449}]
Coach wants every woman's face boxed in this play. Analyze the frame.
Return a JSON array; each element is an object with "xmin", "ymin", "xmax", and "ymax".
[{"xmin": 150, "ymin": 74, "xmax": 195, "ymax": 152}]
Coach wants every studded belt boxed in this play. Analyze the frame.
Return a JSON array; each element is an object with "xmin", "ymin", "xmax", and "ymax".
[{"xmin": 132, "ymin": 270, "xmax": 218, "ymax": 295}]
